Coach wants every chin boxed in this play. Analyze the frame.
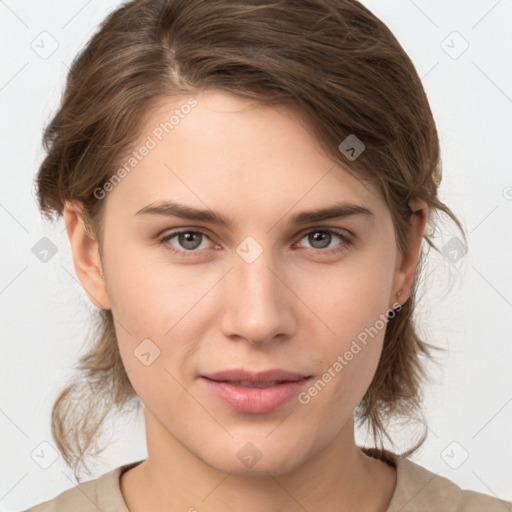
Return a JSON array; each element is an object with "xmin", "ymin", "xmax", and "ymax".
[{"xmin": 200, "ymin": 438, "xmax": 308, "ymax": 477}]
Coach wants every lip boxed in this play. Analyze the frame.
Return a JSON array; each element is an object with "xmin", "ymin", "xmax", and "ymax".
[
  {"xmin": 200, "ymin": 369, "xmax": 312, "ymax": 413},
  {"xmin": 202, "ymin": 368, "xmax": 309, "ymax": 383}
]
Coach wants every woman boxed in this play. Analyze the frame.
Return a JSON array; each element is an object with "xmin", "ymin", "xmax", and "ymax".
[{"xmin": 25, "ymin": 0, "xmax": 510, "ymax": 510}]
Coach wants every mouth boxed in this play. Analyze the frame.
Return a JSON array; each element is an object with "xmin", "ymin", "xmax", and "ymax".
[
  {"xmin": 200, "ymin": 369, "xmax": 312, "ymax": 413},
  {"xmin": 202, "ymin": 368, "xmax": 311, "ymax": 384},
  {"xmin": 205, "ymin": 379, "xmax": 302, "ymax": 388}
]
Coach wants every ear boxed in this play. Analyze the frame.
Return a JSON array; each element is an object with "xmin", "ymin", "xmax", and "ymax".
[
  {"xmin": 390, "ymin": 197, "xmax": 428, "ymax": 308},
  {"xmin": 63, "ymin": 200, "xmax": 111, "ymax": 310}
]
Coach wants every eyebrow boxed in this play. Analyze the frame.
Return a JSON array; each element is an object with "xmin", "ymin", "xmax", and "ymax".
[{"xmin": 135, "ymin": 200, "xmax": 374, "ymax": 228}]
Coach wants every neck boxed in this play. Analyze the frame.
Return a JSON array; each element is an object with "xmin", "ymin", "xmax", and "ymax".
[{"xmin": 120, "ymin": 409, "xmax": 397, "ymax": 512}]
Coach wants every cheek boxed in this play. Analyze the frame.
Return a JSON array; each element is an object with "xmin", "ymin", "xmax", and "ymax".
[
  {"xmin": 296, "ymin": 250, "xmax": 394, "ymax": 334},
  {"xmin": 296, "ymin": 253, "xmax": 394, "ymax": 391},
  {"xmin": 104, "ymin": 245, "xmax": 218, "ymax": 392},
  {"xmin": 104, "ymin": 238, "xmax": 211, "ymax": 334}
]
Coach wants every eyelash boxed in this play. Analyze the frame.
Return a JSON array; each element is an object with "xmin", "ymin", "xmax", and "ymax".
[{"xmin": 158, "ymin": 228, "xmax": 353, "ymax": 258}]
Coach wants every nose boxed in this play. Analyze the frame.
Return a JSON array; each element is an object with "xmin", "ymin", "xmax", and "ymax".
[{"xmin": 219, "ymin": 249, "xmax": 297, "ymax": 345}]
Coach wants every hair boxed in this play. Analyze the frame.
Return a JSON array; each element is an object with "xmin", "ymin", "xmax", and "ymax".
[{"xmin": 35, "ymin": 0, "xmax": 466, "ymax": 480}]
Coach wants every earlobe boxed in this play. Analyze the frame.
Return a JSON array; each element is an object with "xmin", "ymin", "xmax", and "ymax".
[
  {"xmin": 390, "ymin": 198, "xmax": 428, "ymax": 308},
  {"xmin": 63, "ymin": 201, "xmax": 111, "ymax": 310}
]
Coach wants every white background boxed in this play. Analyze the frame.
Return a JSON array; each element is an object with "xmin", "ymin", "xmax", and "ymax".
[{"xmin": 1, "ymin": 1, "xmax": 511, "ymax": 510}]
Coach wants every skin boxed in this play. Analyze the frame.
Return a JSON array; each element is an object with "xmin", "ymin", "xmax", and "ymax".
[{"xmin": 64, "ymin": 89, "xmax": 428, "ymax": 512}]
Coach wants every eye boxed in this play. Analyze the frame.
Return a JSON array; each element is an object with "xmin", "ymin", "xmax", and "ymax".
[
  {"xmin": 159, "ymin": 229, "xmax": 214, "ymax": 256},
  {"xmin": 293, "ymin": 228, "xmax": 352, "ymax": 255},
  {"xmin": 159, "ymin": 227, "xmax": 352, "ymax": 258}
]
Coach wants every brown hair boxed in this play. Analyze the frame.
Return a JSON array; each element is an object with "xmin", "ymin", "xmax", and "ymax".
[{"xmin": 35, "ymin": 0, "xmax": 466, "ymax": 480}]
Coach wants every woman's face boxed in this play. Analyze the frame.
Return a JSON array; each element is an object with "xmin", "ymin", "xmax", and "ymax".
[{"xmin": 81, "ymin": 89, "xmax": 419, "ymax": 475}]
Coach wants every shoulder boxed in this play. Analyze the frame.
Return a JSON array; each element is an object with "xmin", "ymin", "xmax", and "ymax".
[
  {"xmin": 388, "ymin": 456, "xmax": 512, "ymax": 512},
  {"xmin": 23, "ymin": 474, "xmax": 102, "ymax": 512},
  {"xmin": 23, "ymin": 463, "xmax": 134, "ymax": 512}
]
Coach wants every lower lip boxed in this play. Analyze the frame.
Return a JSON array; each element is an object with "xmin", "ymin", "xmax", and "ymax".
[{"xmin": 201, "ymin": 377, "xmax": 311, "ymax": 413}]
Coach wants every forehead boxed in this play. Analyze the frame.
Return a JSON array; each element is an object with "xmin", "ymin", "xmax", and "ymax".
[{"xmin": 103, "ymin": 89, "xmax": 383, "ymax": 221}]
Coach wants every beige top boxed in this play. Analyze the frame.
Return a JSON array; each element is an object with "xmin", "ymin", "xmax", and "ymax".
[{"xmin": 25, "ymin": 448, "xmax": 511, "ymax": 511}]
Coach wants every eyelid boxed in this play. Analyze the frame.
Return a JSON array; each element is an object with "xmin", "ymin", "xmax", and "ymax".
[
  {"xmin": 159, "ymin": 226, "xmax": 219, "ymax": 245},
  {"xmin": 294, "ymin": 225, "xmax": 354, "ymax": 241}
]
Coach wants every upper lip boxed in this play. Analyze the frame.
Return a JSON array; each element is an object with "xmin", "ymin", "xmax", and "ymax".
[{"xmin": 202, "ymin": 369, "xmax": 311, "ymax": 383}]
